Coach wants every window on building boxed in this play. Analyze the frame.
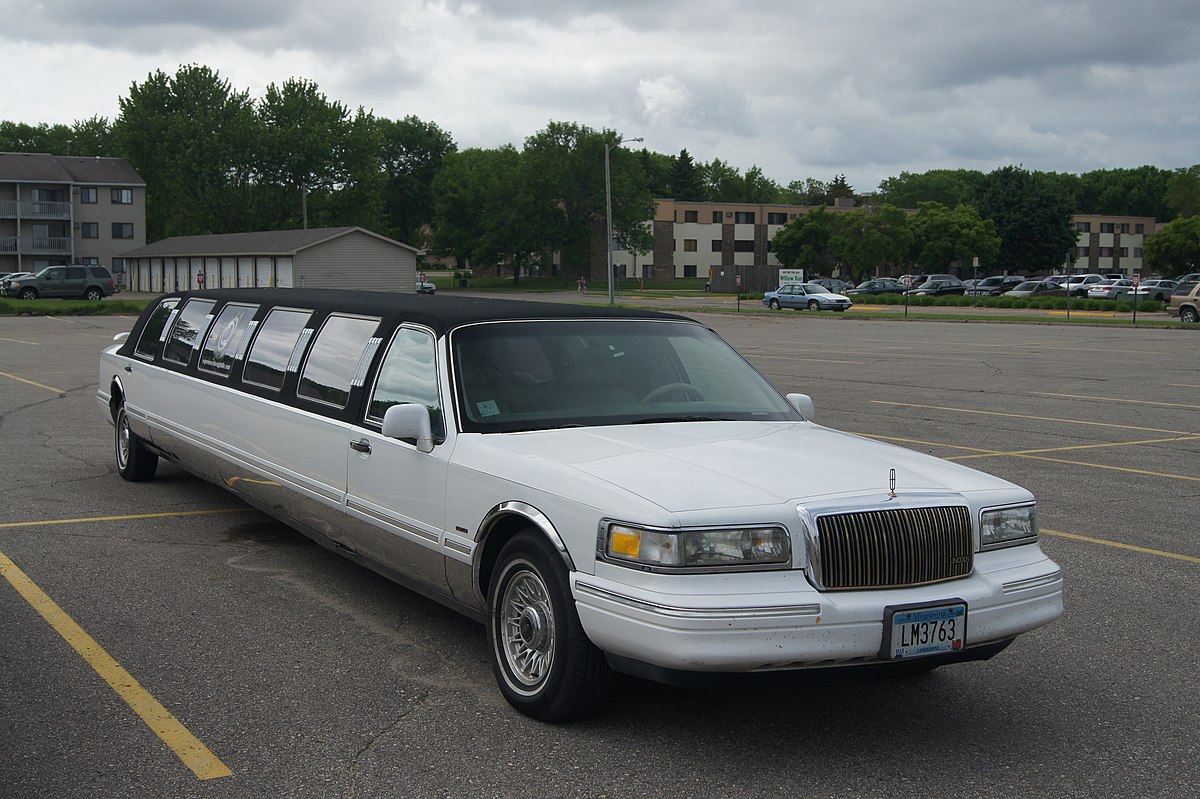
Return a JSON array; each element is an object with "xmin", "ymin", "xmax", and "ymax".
[
  {"xmin": 1099, "ymin": 247, "xmax": 1114, "ymax": 257},
  {"xmin": 1075, "ymin": 222, "xmax": 1091, "ymax": 232},
  {"xmin": 683, "ymin": 239, "xmax": 697, "ymax": 252},
  {"xmin": 112, "ymin": 223, "xmax": 134, "ymax": 239},
  {"xmin": 734, "ymin": 211, "xmax": 755, "ymax": 224},
  {"xmin": 1119, "ymin": 247, "xmax": 1129, "ymax": 257},
  {"xmin": 1119, "ymin": 223, "xmax": 1130, "ymax": 234},
  {"xmin": 712, "ymin": 211, "xmax": 722, "ymax": 223},
  {"xmin": 1100, "ymin": 223, "xmax": 1115, "ymax": 233},
  {"xmin": 81, "ymin": 222, "xmax": 99, "ymax": 239},
  {"xmin": 80, "ymin": 187, "xmax": 98, "ymax": 204},
  {"xmin": 1135, "ymin": 224, "xmax": 1145, "ymax": 234},
  {"xmin": 684, "ymin": 210, "xmax": 698, "ymax": 223},
  {"xmin": 734, "ymin": 240, "xmax": 755, "ymax": 252},
  {"xmin": 711, "ymin": 240, "xmax": 722, "ymax": 252},
  {"xmin": 32, "ymin": 188, "xmax": 66, "ymax": 202},
  {"xmin": 112, "ymin": 257, "xmax": 126, "ymax": 275},
  {"xmin": 1077, "ymin": 247, "xmax": 1089, "ymax": 258},
  {"xmin": 683, "ymin": 265, "xmax": 697, "ymax": 278},
  {"xmin": 111, "ymin": 188, "xmax": 133, "ymax": 204},
  {"xmin": 767, "ymin": 213, "xmax": 788, "ymax": 225},
  {"xmin": 298, "ymin": 314, "xmax": 382, "ymax": 408},
  {"xmin": 1133, "ymin": 247, "xmax": 1144, "ymax": 257},
  {"xmin": 78, "ymin": 257, "xmax": 99, "ymax": 265},
  {"xmin": 244, "ymin": 308, "xmax": 314, "ymax": 390}
]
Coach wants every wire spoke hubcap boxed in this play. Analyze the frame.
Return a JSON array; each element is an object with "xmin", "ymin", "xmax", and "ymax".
[{"xmin": 500, "ymin": 569, "xmax": 555, "ymax": 687}]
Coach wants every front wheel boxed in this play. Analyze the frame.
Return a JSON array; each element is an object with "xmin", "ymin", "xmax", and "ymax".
[
  {"xmin": 768, "ymin": 299, "xmax": 780, "ymax": 310},
  {"xmin": 487, "ymin": 531, "xmax": 610, "ymax": 722},
  {"xmin": 18, "ymin": 287, "xmax": 37, "ymax": 300},
  {"xmin": 116, "ymin": 405, "xmax": 159, "ymax": 481},
  {"xmin": 1181, "ymin": 307, "xmax": 1199, "ymax": 324},
  {"xmin": 807, "ymin": 299, "xmax": 821, "ymax": 311}
]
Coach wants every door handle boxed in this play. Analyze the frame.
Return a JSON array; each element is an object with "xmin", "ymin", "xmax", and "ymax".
[
  {"xmin": 124, "ymin": 365, "xmax": 132, "ymax": 373},
  {"xmin": 350, "ymin": 439, "xmax": 372, "ymax": 454}
]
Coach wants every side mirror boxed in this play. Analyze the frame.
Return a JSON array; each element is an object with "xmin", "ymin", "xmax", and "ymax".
[
  {"xmin": 786, "ymin": 392, "xmax": 815, "ymax": 420},
  {"xmin": 381, "ymin": 403, "xmax": 434, "ymax": 453}
]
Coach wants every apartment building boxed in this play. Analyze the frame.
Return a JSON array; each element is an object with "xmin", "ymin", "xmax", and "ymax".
[
  {"xmin": 0, "ymin": 152, "xmax": 146, "ymax": 279},
  {"xmin": 1071, "ymin": 214, "xmax": 1158, "ymax": 276}
]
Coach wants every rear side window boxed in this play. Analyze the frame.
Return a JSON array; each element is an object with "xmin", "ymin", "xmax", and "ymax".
[
  {"xmin": 66, "ymin": 266, "xmax": 86, "ymax": 279},
  {"xmin": 297, "ymin": 314, "xmax": 382, "ymax": 408},
  {"xmin": 199, "ymin": 303, "xmax": 259, "ymax": 377},
  {"xmin": 134, "ymin": 299, "xmax": 179, "ymax": 361},
  {"xmin": 243, "ymin": 308, "xmax": 313, "ymax": 391},
  {"xmin": 1173, "ymin": 282, "xmax": 1197, "ymax": 296},
  {"xmin": 162, "ymin": 299, "xmax": 216, "ymax": 365}
]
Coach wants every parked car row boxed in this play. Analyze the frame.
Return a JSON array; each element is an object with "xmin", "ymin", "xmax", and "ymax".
[{"xmin": 0, "ymin": 265, "xmax": 117, "ymax": 300}]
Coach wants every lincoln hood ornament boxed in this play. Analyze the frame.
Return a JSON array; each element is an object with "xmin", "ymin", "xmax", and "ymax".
[{"xmin": 888, "ymin": 468, "xmax": 897, "ymax": 498}]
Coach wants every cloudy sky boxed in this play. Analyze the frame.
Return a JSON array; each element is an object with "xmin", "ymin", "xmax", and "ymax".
[{"xmin": 4, "ymin": 0, "xmax": 1199, "ymax": 192}]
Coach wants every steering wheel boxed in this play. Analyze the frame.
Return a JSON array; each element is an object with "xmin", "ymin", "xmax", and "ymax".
[{"xmin": 642, "ymin": 383, "xmax": 705, "ymax": 402}]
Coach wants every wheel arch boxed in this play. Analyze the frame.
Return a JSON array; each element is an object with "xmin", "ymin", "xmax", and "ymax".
[
  {"xmin": 108, "ymin": 375, "xmax": 126, "ymax": 424},
  {"xmin": 475, "ymin": 501, "xmax": 574, "ymax": 604}
]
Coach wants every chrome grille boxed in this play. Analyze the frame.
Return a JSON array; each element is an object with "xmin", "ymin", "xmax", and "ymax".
[{"xmin": 815, "ymin": 506, "xmax": 972, "ymax": 590}]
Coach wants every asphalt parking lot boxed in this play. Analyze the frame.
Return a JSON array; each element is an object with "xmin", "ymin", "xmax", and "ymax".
[{"xmin": 1, "ymin": 308, "xmax": 1198, "ymax": 798}]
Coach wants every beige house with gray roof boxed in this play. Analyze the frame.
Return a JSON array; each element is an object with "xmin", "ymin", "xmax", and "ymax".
[{"xmin": 120, "ymin": 227, "xmax": 421, "ymax": 294}]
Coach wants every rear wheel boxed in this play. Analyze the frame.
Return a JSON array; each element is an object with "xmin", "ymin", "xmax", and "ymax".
[
  {"xmin": 116, "ymin": 405, "xmax": 158, "ymax": 481},
  {"xmin": 85, "ymin": 287, "xmax": 102, "ymax": 301},
  {"xmin": 1182, "ymin": 307, "xmax": 1199, "ymax": 324},
  {"xmin": 487, "ymin": 530, "xmax": 610, "ymax": 721}
]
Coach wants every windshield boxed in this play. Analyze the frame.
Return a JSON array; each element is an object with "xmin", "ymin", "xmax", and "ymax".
[{"xmin": 451, "ymin": 319, "xmax": 800, "ymax": 433}]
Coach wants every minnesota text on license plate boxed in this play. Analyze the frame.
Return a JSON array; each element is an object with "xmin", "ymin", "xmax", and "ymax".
[{"xmin": 888, "ymin": 603, "xmax": 966, "ymax": 659}]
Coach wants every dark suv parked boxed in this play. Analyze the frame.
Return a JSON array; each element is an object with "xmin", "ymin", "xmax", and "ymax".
[
  {"xmin": 5, "ymin": 265, "xmax": 117, "ymax": 300},
  {"xmin": 966, "ymin": 275, "xmax": 1026, "ymax": 296}
]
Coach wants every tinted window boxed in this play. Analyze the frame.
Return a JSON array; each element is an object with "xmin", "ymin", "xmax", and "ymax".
[
  {"xmin": 198, "ymin": 304, "xmax": 259, "ymax": 377},
  {"xmin": 367, "ymin": 327, "xmax": 444, "ymax": 438},
  {"xmin": 297, "ymin": 315, "xmax": 381, "ymax": 408},
  {"xmin": 134, "ymin": 299, "xmax": 180, "ymax": 361},
  {"xmin": 66, "ymin": 266, "xmax": 86, "ymax": 279},
  {"xmin": 243, "ymin": 308, "xmax": 313, "ymax": 390},
  {"xmin": 162, "ymin": 299, "xmax": 217, "ymax": 365}
]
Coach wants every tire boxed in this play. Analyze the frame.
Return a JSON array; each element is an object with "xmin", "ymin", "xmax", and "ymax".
[
  {"xmin": 1181, "ymin": 307, "xmax": 1199, "ymax": 324},
  {"xmin": 18, "ymin": 287, "xmax": 37, "ymax": 300},
  {"xmin": 116, "ymin": 405, "xmax": 159, "ymax": 481},
  {"xmin": 487, "ymin": 530, "xmax": 610, "ymax": 722},
  {"xmin": 768, "ymin": 299, "xmax": 780, "ymax": 310},
  {"xmin": 85, "ymin": 287, "xmax": 102, "ymax": 301},
  {"xmin": 807, "ymin": 300, "xmax": 820, "ymax": 311}
]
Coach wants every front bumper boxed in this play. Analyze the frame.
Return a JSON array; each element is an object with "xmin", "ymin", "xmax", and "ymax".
[{"xmin": 572, "ymin": 546, "xmax": 1063, "ymax": 673}]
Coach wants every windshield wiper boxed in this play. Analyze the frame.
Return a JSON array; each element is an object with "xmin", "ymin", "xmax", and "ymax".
[{"xmin": 632, "ymin": 415, "xmax": 729, "ymax": 424}]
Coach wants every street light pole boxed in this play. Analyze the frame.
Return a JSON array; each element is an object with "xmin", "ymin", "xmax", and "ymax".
[{"xmin": 605, "ymin": 136, "xmax": 643, "ymax": 305}]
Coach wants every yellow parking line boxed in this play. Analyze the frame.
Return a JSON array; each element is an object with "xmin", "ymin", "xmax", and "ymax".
[
  {"xmin": 948, "ymin": 435, "xmax": 1200, "ymax": 459},
  {"xmin": 1042, "ymin": 529, "xmax": 1200, "ymax": 565},
  {"xmin": 1030, "ymin": 391, "xmax": 1200, "ymax": 411},
  {"xmin": 0, "ymin": 549, "xmax": 232, "ymax": 780},
  {"xmin": 749, "ymin": 353, "xmax": 864, "ymax": 365},
  {"xmin": 0, "ymin": 370, "xmax": 64, "ymax": 395},
  {"xmin": 871, "ymin": 401, "xmax": 1195, "ymax": 435},
  {"xmin": 0, "ymin": 508, "xmax": 250, "ymax": 529},
  {"xmin": 0, "ymin": 337, "xmax": 39, "ymax": 345}
]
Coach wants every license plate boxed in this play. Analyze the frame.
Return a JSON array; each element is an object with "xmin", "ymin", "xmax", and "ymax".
[{"xmin": 883, "ymin": 602, "xmax": 966, "ymax": 659}]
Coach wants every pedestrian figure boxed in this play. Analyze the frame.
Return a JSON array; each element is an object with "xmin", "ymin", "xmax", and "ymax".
[{"xmin": 578, "ymin": 275, "xmax": 587, "ymax": 294}]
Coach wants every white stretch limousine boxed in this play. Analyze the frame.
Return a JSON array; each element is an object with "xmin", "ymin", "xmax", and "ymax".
[{"xmin": 99, "ymin": 288, "xmax": 1063, "ymax": 721}]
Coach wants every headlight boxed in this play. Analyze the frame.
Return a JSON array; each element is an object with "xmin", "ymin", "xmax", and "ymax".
[
  {"xmin": 980, "ymin": 505, "xmax": 1037, "ymax": 549},
  {"xmin": 605, "ymin": 523, "xmax": 790, "ymax": 570}
]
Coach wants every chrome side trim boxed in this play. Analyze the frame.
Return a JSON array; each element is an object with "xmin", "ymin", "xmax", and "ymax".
[
  {"xmin": 1002, "ymin": 569, "xmax": 1063, "ymax": 594},
  {"xmin": 344, "ymin": 497, "xmax": 440, "ymax": 543},
  {"xmin": 575, "ymin": 581, "xmax": 822, "ymax": 620},
  {"xmin": 478, "ymin": 501, "xmax": 569, "ymax": 556}
]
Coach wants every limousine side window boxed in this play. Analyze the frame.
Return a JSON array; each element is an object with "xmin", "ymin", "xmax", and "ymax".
[
  {"xmin": 198, "ymin": 303, "xmax": 259, "ymax": 377},
  {"xmin": 162, "ymin": 299, "xmax": 217, "ymax": 366},
  {"xmin": 297, "ymin": 314, "xmax": 382, "ymax": 408},
  {"xmin": 243, "ymin": 308, "xmax": 313, "ymax": 390},
  {"xmin": 366, "ymin": 326, "xmax": 444, "ymax": 439},
  {"xmin": 133, "ymin": 298, "xmax": 179, "ymax": 361}
]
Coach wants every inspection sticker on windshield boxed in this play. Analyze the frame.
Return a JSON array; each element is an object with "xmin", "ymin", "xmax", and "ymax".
[{"xmin": 884, "ymin": 602, "xmax": 966, "ymax": 659}]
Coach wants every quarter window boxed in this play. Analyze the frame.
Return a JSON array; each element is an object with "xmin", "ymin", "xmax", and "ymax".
[
  {"xmin": 198, "ymin": 304, "xmax": 259, "ymax": 377},
  {"xmin": 162, "ymin": 299, "xmax": 217, "ymax": 366},
  {"xmin": 367, "ymin": 327, "xmax": 444, "ymax": 438},
  {"xmin": 134, "ymin": 299, "xmax": 179, "ymax": 360},
  {"xmin": 297, "ymin": 315, "xmax": 382, "ymax": 408},
  {"xmin": 243, "ymin": 308, "xmax": 314, "ymax": 390}
]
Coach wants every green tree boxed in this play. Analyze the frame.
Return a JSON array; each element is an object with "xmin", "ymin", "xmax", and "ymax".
[
  {"xmin": 909, "ymin": 202, "xmax": 1000, "ymax": 272},
  {"xmin": 743, "ymin": 166, "xmax": 783, "ymax": 204},
  {"xmin": 1076, "ymin": 166, "xmax": 1172, "ymax": 219},
  {"xmin": 669, "ymin": 149, "xmax": 704, "ymax": 200},
  {"xmin": 781, "ymin": 178, "xmax": 828, "ymax": 206},
  {"xmin": 976, "ymin": 166, "xmax": 1076, "ymax": 273},
  {"xmin": 113, "ymin": 64, "xmax": 259, "ymax": 239},
  {"xmin": 830, "ymin": 205, "xmax": 914, "ymax": 282},
  {"xmin": 1166, "ymin": 165, "xmax": 1200, "ymax": 218},
  {"xmin": 378, "ymin": 115, "xmax": 457, "ymax": 244},
  {"xmin": 827, "ymin": 174, "xmax": 855, "ymax": 203},
  {"xmin": 875, "ymin": 169, "xmax": 985, "ymax": 208},
  {"xmin": 639, "ymin": 148, "xmax": 674, "ymax": 199},
  {"xmin": 771, "ymin": 206, "xmax": 836, "ymax": 275},
  {"xmin": 700, "ymin": 158, "xmax": 745, "ymax": 202},
  {"xmin": 1143, "ymin": 215, "xmax": 1200, "ymax": 275}
]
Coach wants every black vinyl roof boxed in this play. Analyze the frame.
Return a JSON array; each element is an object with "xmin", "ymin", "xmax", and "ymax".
[{"xmin": 152, "ymin": 288, "xmax": 689, "ymax": 335}]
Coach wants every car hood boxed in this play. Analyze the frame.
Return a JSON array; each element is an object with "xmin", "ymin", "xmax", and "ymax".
[{"xmin": 459, "ymin": 421, "xmax": 1013, "ymax": 513}]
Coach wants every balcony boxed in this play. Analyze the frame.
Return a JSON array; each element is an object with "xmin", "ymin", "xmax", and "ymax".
[
  {"xmin": 0, "ymin": 200, "xmax": 72, "ymax": 219},
  {"xmin": 0, "ymin": 237, "xmax": 72, "ymax": 255}
]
